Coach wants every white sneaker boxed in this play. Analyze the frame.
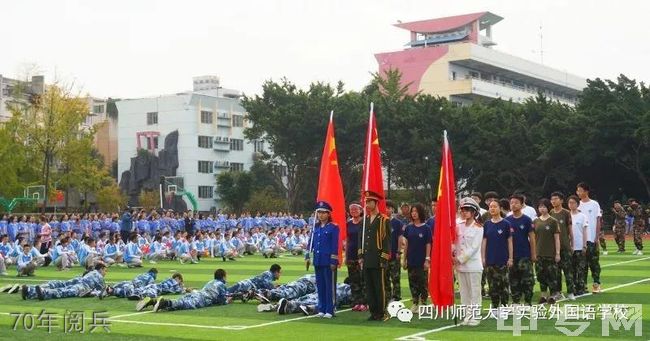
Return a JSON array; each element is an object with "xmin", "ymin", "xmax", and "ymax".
[
  {"xmin": 149, "ymin": 260, "xmax": 157, "ymax": 264},
  {"xmin": 638, "ymin": 250, "xmax": 643, "ymax": 255},
  {"xmin": 567, "ymin": 293, "xmax": 576, "ymax": 301},
  {"xmin": 257, "ymin": 303, "xmax": 274, "ymax": 312},
  {"xmin": 603, "ymin": 251, "xmax": 608, "ymax": 255},
  {"xmin": 316, "ymin": 312, "xmax": 324, "ymax": 318},
  {"xmin": 323, "ymin": 313, "xmax": 333, "ymax": 318},
  {"xmin": 633, "ymin": 249, "xmax": 639, "ymax": 255}
]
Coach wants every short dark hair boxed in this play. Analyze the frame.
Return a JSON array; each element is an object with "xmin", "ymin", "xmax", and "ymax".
[
  {"xmin": 510, "ymin": 194, "xmax": 525, "ymax": 204},
  {"xmin": 550, "ymin": 191, "xmax": 565, "ymax": 200},
  {"xmin": 499, "ymin": 198, "xmax": 510, "ymax": 211},
  {"xmin": 471, "ymin": 192, "xmax": 483, "ymax": 200},
  {"xmin": 537, "ymin": 198, "xmax": 552, "ymax": 212},
  {"xmin": 386, "ymin": 200, "xmax": 396, "ymax": 210},
  {"xmin": 270, "ymin": 264, "xmax": 282, "ymax": 274},
  {"xmin": 172, "ymin": 272, "xmax": 183, "ymax": 281},
  {"xmin": 484, "ymin": 191, "xmax": 499, "ymax": 200},
  {"xmin": 577, "ymin": 182, "xmax": 590, "ymax": 192},
  {"xmin": 94, "ymin": 263, "xmax": 107, "ymax": 271},
  {"xmin": 148, "ymin": 268, "xmax": 158, "ymax": 275},
  {"xmin": 567, "ymin": 195, "xmax": 580, "ymax": 205},
  {"xmin": 214, "ymin": 268, "xmax": 226, "ymax": 280}
]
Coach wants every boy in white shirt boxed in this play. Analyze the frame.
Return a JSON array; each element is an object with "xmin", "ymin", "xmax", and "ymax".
[{"xmin": 576, "ymin": 182, "xmax": 602, "ymax": 294}]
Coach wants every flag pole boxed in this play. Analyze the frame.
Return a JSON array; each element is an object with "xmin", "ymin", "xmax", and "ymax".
[
  {"xmin": 360, "ymin": 102, "xmax": 373, "ymax": 256},
  {"xmin": 306, "ymin": 209, "xmax": 317, "ymax": 271}
]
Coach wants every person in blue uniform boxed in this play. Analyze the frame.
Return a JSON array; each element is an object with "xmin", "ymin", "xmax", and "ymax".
[{"xmin": 306, "ymin": 201, "xmax": 340, "ymax": 318}]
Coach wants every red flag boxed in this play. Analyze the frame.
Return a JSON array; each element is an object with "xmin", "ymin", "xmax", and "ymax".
[
  {"xmin": 429, "ymin": 131, "xmax": 457, "ymax": 310},
  {"xmin": 317, "ymin": 112, "xmax": 347, "ymax": 266},
  {"xmin": 361, "ymin": 103, "xmax": 386, "ymax": 214}
]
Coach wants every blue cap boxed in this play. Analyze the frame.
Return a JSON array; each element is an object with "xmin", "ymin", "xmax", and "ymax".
[{"xmin": 315, "ymin": 201, "xmax": 333, "ymax": 212}]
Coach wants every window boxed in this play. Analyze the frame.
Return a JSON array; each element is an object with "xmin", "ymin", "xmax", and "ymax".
[
  {"xmin": 198, "ymin": 160, "xmax": 213, "ymax": 173},
  {"xmin": 93, "ymin": 105, "xmax": 104, "ymax": 114},
  {"xmin": 153, "ymin": 136, "xmax": 159, "ymax": 149},
  {"xmin": 232, "ymin": 114, "xmax": 244, "ymax": 127},
  {"xmin": 253, "ymin": 140, "xmax": 265, "ymax": 153},
  {"xmin": 200, "ymin": 110, "xmax": 213, "ymax": 124},
  {"xmin": 198, "ymin": 186, "xmax": 213, "ymax": 199},
  {"xmin": 469, "ymin": 71, "xmax": 479, "ymax": 79},
  {"xmin": 146, "ymin": 112, "xmax": 158, "ymax": 125},
  {"xmin": 230, "ymin": 162, "xmax": 244, "ymax": 172},
  {"xmin": 230, "ymin": 138, "xmax": 244, "ymax": 151},
  {"xmin": 451, "ymin": 71, "xmax": 457, "ymax": 80},
  {"xmin": 198, "ymin": 135, "xmax": 213, "ymax": 148}
]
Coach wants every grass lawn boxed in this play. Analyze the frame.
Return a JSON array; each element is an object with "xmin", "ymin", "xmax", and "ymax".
[{"xmin": 0, "ymin": 238, "xmax": 648, "ymax": 340}]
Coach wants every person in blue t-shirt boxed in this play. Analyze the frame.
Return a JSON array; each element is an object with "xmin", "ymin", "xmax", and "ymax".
[
  {"xmin": 505, "ymin": 194, "xmax": 536, "ymax": 305},
  {"xmin": 401, "ymin": 203, "xmax": 432, "ymax": 311},
  {"xmin": 482, "ymin": 200, "xmax": 513, "ymax": 309}
]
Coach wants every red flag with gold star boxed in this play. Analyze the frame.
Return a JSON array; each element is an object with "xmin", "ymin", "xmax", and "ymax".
[
  {"xmin": 361, "ymin": 103, "xmax": 386, "ymax": 214},
  {"xmin": 317, "ymin": 111, "xmax": 347, "ymax": 265}
]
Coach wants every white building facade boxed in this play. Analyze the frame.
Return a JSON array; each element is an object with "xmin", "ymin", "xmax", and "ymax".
[{"xmin": 117, "ymin": 77, "xmax": 265, "ymax": 212}]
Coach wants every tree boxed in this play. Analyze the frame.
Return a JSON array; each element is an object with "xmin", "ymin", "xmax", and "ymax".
[
  {"xmin": 0, "ymin": 115, "xmax": 38, "ymax": 199},
  {"xmin": 216, "ymin": 171, "xmax": 253, "ymax": 214},
  {"xmin": 575, "ymin": 75, "xmax": 650, "ymax": 199},
  {"xmin": 96, "ymin": 184, "xmax": 127, "ymax": 212},
  {"xmin": 242, "ymin": 79, "xmax": 341, "ymax": 212},
  {"xmin": 58, "ymin": 133, "xmax": 110, "ymax": 210},
  {"xmin": 138, "ymin": 190, "xmax": 160, "ymax": 210},
  {"xmin": 9, "ymin": 83, "xmax": 89, "ymax": 212},
  {"xmin": 245, "ymin": 188, "xmax": 287, "ymax": 213}
]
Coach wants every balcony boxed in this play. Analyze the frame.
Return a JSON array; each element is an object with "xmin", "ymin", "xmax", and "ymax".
[
  {"xmin": 452, "ymin": 77, "xmax": 577, "ymax": 106},
  {"xmin": 214, "ymin": 160, "xmax": 230, "ymax": 169}
]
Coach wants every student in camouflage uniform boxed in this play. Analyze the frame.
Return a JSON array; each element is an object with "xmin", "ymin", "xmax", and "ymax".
[
  {"xmin": 22, "ymin": 264, "xmax": 107, "ymax": 300},
  {"xmin": 346, "ymin": 202, "xmax": 367, "ymax": 311},
  {"xmin": 226, "ymin": 264, "xmax": 282, "ymax": 301},
  {"xmin": 612, "ymin": 201, "xmax": 627, "ymax": 253},
  {"xmin": 550, "ymin": 192, "xmax": 574, "ymax": 299},
  {"xmin": 270, "ymin": 283, "xmax": 351, "ymax": 315},
  {"xmin": 482, "ymin": 200, "xmax": 513, "ymax": 309},
  {"xmin": 254, "ymin": 274, "xmax": 316, "ymax": 303},
  {"xmin": 386, "ymin": 201, "xmax": 404, "ymax": 302},
  {"xmin": 401, "ymin": 203, "xmax": 432, "ymax": 312},
  {"xmin": 505, "ymin": 194, "xmax": 536, "ymax": 306},
  {"xmin": 359, "ymin": 191, "xmax": 391, "ymax": 321},
  {"xmin": 134, "ymin": 274, "xmax": 187, "ymax": 309},
  {"xmin": 152, "ymin": 269, "xmax": 230, "ymax": 312},
  {"xmin": 98, "ymin": 268, "xmax": 158, "ymax": 299},
  {"xmin": 629, "ymin": 199, "xmax": 645, "ymax": 255},
  {"xmin": 568, "ymin": 195, "xmax": 588, "ymax": 296},
  {"xmin": 480, "ymin": 191, "xmax": 501, "ymax": 297},
  {"xmin": 533, "ymin": 199, "xmax": 561, "ymax": 304}
]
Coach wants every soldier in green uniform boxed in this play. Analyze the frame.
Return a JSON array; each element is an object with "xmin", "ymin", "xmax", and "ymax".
[
  {"xmin": 358, "ymin": 191, "xmax": 391, "ymax": 321},
  {"xmin": 612, "ymin": 201, "xmax": 627, "ymax": 253}
]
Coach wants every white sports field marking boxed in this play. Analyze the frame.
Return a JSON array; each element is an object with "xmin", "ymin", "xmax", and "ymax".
[
  {"xmin": 109, "ymin": 318, "xmax": 246, "ymax": 330},
  {"xmin": 105, "ymin": 298, "xmax": 412, "ymax": 331},
  {"xmin": 601, "ymin": 256, "xmax": 650, "ymax": 267},
  {"xmin": 110, "ymin": 311, "xmax": 153, "ymax": 319},
  {"xmin": 394, "ymin": 277, "xmax": 650, "ymax": 341}
]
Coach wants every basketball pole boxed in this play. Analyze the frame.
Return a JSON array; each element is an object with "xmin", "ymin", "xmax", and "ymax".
[{"xmin": 159, "ymin": 176, "xmax": 164, "ymax": 210}]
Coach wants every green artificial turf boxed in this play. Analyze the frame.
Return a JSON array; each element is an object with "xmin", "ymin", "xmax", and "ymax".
[{"xmin": 0, "ymin": 240, "xmax": 648, "ymax": 340}]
